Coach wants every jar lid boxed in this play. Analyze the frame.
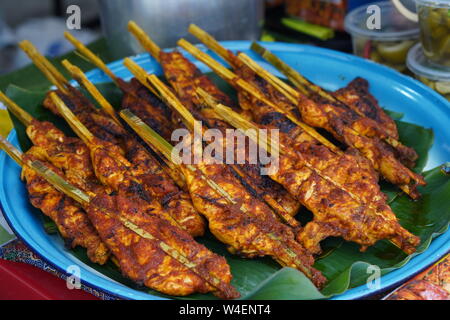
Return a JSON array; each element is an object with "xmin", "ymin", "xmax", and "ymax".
[
  {"xmin": 407, "ymin": 43, "xmax": 450, "ymax": 81},
  {"xmin": 345, "ymin": 1, "xmax": 420, "ymax": 41},
  {"xmin": 415, "ymin": 0, "xmax": 450, "ymax": 9}
]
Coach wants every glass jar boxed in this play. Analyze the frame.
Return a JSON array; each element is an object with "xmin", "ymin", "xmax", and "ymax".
[{"xmin": 416, "ymin": 0, "xmax": 450, "ymax": 67}]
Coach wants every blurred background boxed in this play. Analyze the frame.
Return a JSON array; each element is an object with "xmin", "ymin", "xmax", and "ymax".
[{"xmin": 0, "ymin": 0, "xmax": 448, "ymax": 101}]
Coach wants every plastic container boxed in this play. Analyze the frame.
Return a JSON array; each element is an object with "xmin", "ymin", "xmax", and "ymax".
[
  {"xmin": 345, "ymin": 1, "xmax": 420, "ymax": 72},
  {"xmin": 416, "ymin": 0, "xmax": 450, "ymax": 67},
  {"xmin": 407, "ymin": 43, "xmax": 450, "ymax": 101}
]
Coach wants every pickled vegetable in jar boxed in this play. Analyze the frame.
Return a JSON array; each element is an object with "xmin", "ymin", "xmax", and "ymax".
[{"xmin": 417, "ymin": 0, "xmax": 450, "ymax": 67}]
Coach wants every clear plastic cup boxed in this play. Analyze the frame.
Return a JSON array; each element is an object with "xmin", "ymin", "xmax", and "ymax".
[
  {"xmin": 407, "ymin": 43, "xmax": 450, "ymax": 101},
  {"xmin": 345, "ymin": 1, "xmax": 420, "ymax": 73},
  {"xmin": 416, "ymin": 0, "xmax": 450, "ymax": 67}
]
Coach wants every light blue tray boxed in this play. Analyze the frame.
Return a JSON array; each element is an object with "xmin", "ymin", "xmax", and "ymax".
[{"xmin": 1, "ymin": 41, "xmax": 449, "ymax": 300}]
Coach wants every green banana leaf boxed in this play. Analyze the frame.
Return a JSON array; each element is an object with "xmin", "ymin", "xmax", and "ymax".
[{"xmin": 4, "ymin": 76, "xmax": 449, "ymax": 300}]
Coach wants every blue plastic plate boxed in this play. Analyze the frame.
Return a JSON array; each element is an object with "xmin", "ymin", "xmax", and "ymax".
[{"xmin": 1, "ymin": 41, "xmax": 449, "ymax": 300}]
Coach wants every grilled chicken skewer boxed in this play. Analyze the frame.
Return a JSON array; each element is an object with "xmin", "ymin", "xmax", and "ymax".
[
  {"xmin": 175, "ymin": 36, "xmax": 388, "ymax": 210},
  {"xmin": 248, "ymin": 43, "xmax": 424, "ymax": 195},
  {"xmin": 184, "ymin": 30, "xmax": 385, "ymax": 207},
  {"xmin": 198, "ymin": 94, "xmax": 420, "ymax": 255},
  {"xmin": 250, "ymin": 42, "xmax": 415, "ymax": 162},
  {"xmin": 127, "ymin": 21, "xmax": 301, "ymax": 223},
  {"xmin": 0, "ymin": 137, "xmax": 237, "ymax": 298},
  {"xmin": 123, "ymin": 59, "xmax": 299, "ymax": 228},
  {"xmin": 18, "ymin": 41, "xmax": 205, "ymax": 237},
  {"xmin": 178, "ymin": 33, "xmax": 425, "ymax": 199},
  {"xmin": 120, "ymin": 108, "xmax": 326, "ymax": 288},
  {"xmin": 0, "ymin": 91, "xmax": 107, "ymax": 196},
  {"xmin": 48, "ymin": 91, "xmax": 205, "ymax": 236},
  {"xmin": 0, "ymin": 92, "xmax": 110, "ymax": 264}
]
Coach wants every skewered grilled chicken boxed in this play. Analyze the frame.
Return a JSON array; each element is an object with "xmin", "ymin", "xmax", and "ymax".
[
  {"xmin": 121, "ymin": 111, "xmax": 326, "ymax": 288},
  {"xmin": 247, "ymin": 43, "xmax": 425, "ymax": 198},
  {"xmin": 180, "ymin": 32, "xmax": 425, "ymax": 199},
  {"xmin": 121, "ymin": 78, "xmax": 175, "ymax": 141},
  {"xmin": 21, "ymin": 147, "xmax": 109, "ymax": 264},
  {"xmin": 26, "ymin": 120, "xmax": 106, "ymax": 196},
  {"xmin": 206, "ymin": 102, "xmax": 420, "ymax": 255},
  {"xmin": 127, "ymin": 22, "xmax": 301, "ymax": 222},
  {"xmin": 296, "ymin": 93, "xmax": 425, "ymax": 198},
  {"xmin": 26, "ymin": 70, "xmax": 204, "ymax": 235},
  {"xmin": 177, "ymin": 34, "xmax": 390, "ymax": 208},
  {"xmin": 148, "ymin": 53, "xmax": 301, "ymax": 223},
  {"xmin": 48, "ymin": 92, "xmax": 206, "ymax": 237},
  {"xmin": 87, "ymin": 193, "xmax": 237, "ymax": 298},
  {"xmin": 1, "ymin": 137, "xmax": 237, "ymax": 298}
]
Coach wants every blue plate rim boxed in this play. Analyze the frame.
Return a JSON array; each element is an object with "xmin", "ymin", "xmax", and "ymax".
[{"xmin": 1, "ymin": 40, "xmax": 449, "ymax": 300}]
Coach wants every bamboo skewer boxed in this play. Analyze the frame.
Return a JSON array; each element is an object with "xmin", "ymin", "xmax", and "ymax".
[
  {"xmin": 237, "ymin": 53, "xmax": 300, "ymax": 104},
  {"xmin": 64, "ymin": 32, "xmax": 119, "ymax": 85},
  {"xmin": 0, "ymin": 91, "xmax": 34, "ymax": 127},
  {"xmin": 140, "ymin": 74, "xmax": 299, "ymax": 227},
  {"xmin": 0, "ymin": 133, "xmax": 24, "ymax": 167},
  {"xmin": 0, "ymin": 134, "xmax": 232, "ymax": 295},
  {"xmin": 188, "ymin": 24, "xmax": 231, "ymax": 63},
  {"xmin": 122, "ymin": 58, "xmax": 159, "ymax": 97},
  {"xmin": 145, "ymin": 74, "xmax": 197, "ymax": 132},
  {"xmin": 127, "ymin": 21, "xmax": 161, "ymax": 62},
  {"xmin": 177, "ymin": 38, "xmax": 341, "ymax": 154},
  {"xmin": 61, "ymin": 59, "xmax": 121, "ymax": 125},
  {"xmin": 198, "ymin": 96, "xmax": 409, "ymax": 251},
  {"xmin": 19, "ymin": 40, "xmax": 69, "ymax": 95},
  {"xmin": 49, "ymin": 92, "xmax": 96, "ymax": 145}
]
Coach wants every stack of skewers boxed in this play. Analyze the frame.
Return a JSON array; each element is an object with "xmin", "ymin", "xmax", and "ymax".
[{"xmin": 0, "ymin": 23, "xmax": 427, "ymax": 299}]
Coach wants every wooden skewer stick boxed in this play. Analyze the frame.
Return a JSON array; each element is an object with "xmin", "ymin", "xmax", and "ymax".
[
  {"xmin": 237, "ymin": 53, "xmax": 300, "ymax": 104},
  {"xmin": 64, "ymin": 32, "xmax": 119, "ymax": 85},
  {"xmin": 18, "ymin": 40, "xmax": 70, "ymax": 95},
  {"xmin": 0, "ymin": 91, "xmax": 34, "ymax": 127},
  {"xmin": 128, "ymin": 21, "xmax": 161, "ymax": 62},
  {"xmin": 61, "ymin": 59, "xmax": 121, "ymax": 125},
  {"xmin": 49, "ymin": 92, "xmax": 95, "ymax": 145},
  {"xmin": 122, "ymin": 58, "xmax": 159, "ymax": 97},
  {"xmin": 0, "ymin": 134, "xmax": 24, "ymax": 167},
  {"xmin": 177, "ymin": 38, "xmax": 341, "ymax": 154},
  {"xmin": 188, "ymin": 24, "xmax": 231, "ymax": 64}
]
